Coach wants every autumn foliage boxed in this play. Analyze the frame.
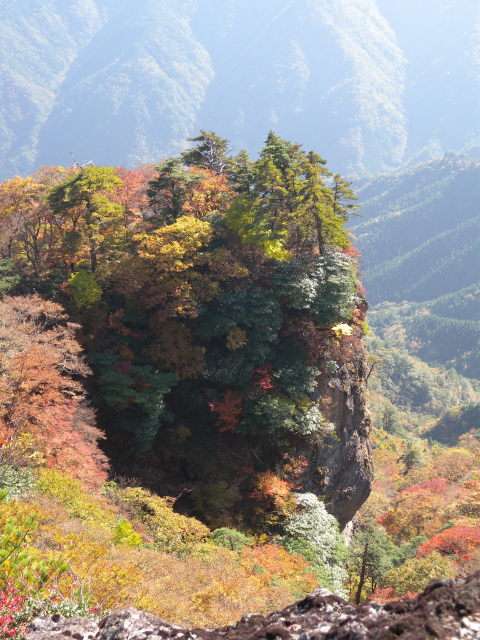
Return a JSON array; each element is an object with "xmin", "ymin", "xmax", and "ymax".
[
  {"xmin": 417, "ymin": 526, "xmax": 480, "ymax": 561},
  {"xmin": 0, "ymin": 295, "xmax": 108, "ymax": 489}
]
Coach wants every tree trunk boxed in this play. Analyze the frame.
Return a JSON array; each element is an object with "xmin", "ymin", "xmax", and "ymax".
[{"xmin": 355, "ymin": 544, "xmax": 369, "ymax": 605}]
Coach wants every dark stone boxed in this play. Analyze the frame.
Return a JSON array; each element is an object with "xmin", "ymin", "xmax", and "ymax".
[{"xmin": 24, "ymin": 571, "xmax": 480, "ymax": 640}]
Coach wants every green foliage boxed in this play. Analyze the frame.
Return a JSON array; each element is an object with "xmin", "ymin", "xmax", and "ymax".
[
  {"xmin": 366, "ymin": 333, "xmax": 479, "ymax": 424},
  {"xmin": 0, "ymin": 465, "xmax": 35, "ymax": 500},
  {"xmin": 118, "ymin": 487, "xmax": 211, "ymax": 555},
  {"xmin": 181, "ymin": 130, "xmax": 231, "ymax": 174},
  {"xmin": 0, "ymin": 510, "xmax": 67, "ymax": 592},
  {"xmin": 382, "ymin": 551, "xmax": 455, "ymax": 596},
  {"xmin": 348, "ymin": 521, "xmax": 399, "ymax": 603},
  {"xmin": 368, "ymin": 297, "xmax": 480, "ymax": 380},
  {"xmin": 273, "ymin": 253, "xmax": 357, "ymax": 324},
  {"xmin": 225, "ymin": 133, "xmax": 355, "ymax": 258},
  {"xmin": 398, "ymin": 443, "xmax": 424, "ymax": 475},
  {"xmin": 353, "ymin": 155, "xmax": 480, "ymax": 305},
  {"xmin": 147, "ymin": 158, "xmax": 203, "ymax": 224},
  {"xmin": 17, "ymin": 595, "xmax": 103, "ymax": 624},
  {"xmin": 424, "ymin": 403, "xmax": 480, "ymax": 445},
  {"xmin": 68, "ymin": 270, "xmax": 102, "ymax": 307},
  {"xmin": 280, "ymin": 537, "xmax": 330, "ymax": 586},
  {"xmin": 113, "ymin": 519, "xmax": 143, "ymax": 547},
  {"xmin": 89, "ymin": 350, "xmax": 177, "ymax": 453},
  {"xmin": 210, "ymin": 528, "xmax": 253, "ymax": 551},
  {"xmin": 380, "ymin": 405, "xmax": 405, "ymax": 436},
  {"xmin": 0, "ymin": 131, "xmax": 365, "ymax": 537},
  {"xmin": 191, "ymin": 483, "xmax": 240, "ymax": 528},
  {"xmin": 0, "ymin": 259, "xmax": 20, "ymax": 297}
]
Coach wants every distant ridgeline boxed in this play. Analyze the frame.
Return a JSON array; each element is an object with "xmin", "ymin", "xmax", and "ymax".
[
  {"xmin": 2, "ymin": 0, "xmax": 480, "ymax": 180},
  {"xmin": 0, "ymin": 132, "xmax": 371, "ymax": 531},
  {"xmin": 351, "ymin": 154, "xmax": 480, "ymax": 379}
]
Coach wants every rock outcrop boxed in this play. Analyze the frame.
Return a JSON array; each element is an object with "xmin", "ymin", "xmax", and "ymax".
[
  {"xmin": 24, "ymin": 572, "xmax": 480, "ymax": 640},
  {"xmin": 312, "ymin": 358, "xmax": 373, "ymax": 530}
]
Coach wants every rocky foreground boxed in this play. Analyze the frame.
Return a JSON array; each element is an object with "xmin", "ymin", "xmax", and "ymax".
[{"xmin": 25, "ymin": 572, "xmax": 480, "ymax": 640}]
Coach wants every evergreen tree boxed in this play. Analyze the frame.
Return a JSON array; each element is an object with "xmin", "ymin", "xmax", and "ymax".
[
  {"xmin": 181, "ymin": 130, "xmax": 232, "ymax": 174},
  {"xmin": 47, "ymin": 166, "xmax": 123, "ymax": 273},
  {"xmin": 146, "ymin": 158, "xmax": 202, "ymax": 224}
]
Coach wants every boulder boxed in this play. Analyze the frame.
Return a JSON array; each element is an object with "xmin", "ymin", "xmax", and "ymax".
[{"xmin": 24, "ymin": 571, "xmax": 480, "ymax": 640}]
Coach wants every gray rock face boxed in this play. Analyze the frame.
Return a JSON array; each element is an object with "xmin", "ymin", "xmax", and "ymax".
[
  {"xmin": 24, "ymin": 613, "xmax": 98, "ymax": 639},
  {"xmin": 315, "ymin": 360, "xmax": 373, "ymax": 529},
  {"xmin": 24, "ymin": 571, "xmax": 480, "ymax": 640},
  {"xmin": 294, "ymin": 335, "xmax": 372, "ymax": 530}
]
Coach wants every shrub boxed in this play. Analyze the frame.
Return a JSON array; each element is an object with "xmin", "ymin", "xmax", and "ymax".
[
  {"xmin": 118, "ymin": 487, "xmax": 211, "ymax": 555},
  {"xmin": 210, "ymin": 528, "xmax": 253, "ymax": 551},
  {"xmin": 36, "ymin": 469, "xmax": 117, "ymax": 529},
  {"xmin": 381, "ymin": 551, "xmax": 454, "ymax": 596},
  {"xmin": 113, "ymin": 520, "xmax": 143, "ymax": 547},
  {"xmin": 0, "ymin": 465, "xmax": 35, "ymax": 500},
  {"xmin": 283, "ymin": 493, "xmax": 347, "ymax": 596},
  {"xmin": 241, "ymin": 544, "xmax": 318, "ymax": 599}
]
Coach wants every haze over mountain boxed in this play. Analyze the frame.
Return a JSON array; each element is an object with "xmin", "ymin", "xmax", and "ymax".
[
  {"xmin": 1, "ymin": 0, "xmax": 480, "ymax": 180},
  {"xmin": 351, "ymin": 153, "xmax": 480, "ymax": 378}
]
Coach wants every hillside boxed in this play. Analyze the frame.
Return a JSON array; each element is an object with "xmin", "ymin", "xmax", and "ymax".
[
  {"xmin": 349, "ymin": 154, "xmax": 480, "ymax": 377},
  {"xmin": 2, "ymin": 1, "xmax": 480, "ymax": 179},
  {"xmin": 352, "ymin": 153, "xmax": 480, "ymax": 305},
  {"xmin": 0, "ymin": 133, "xmax": 377, "ymax": 635}
]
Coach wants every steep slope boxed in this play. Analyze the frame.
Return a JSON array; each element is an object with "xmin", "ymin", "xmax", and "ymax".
[
  {"xmin": 376, "ymin": 0, "xmax": 480, "ymax": 163},
  {"xmin": 2, "ymin": 1, "xmax": 480, "ymax": 178},
  {"xmin": 0, "ymin": 0, "xmax": 105, "ymax": 177},
  {"xmin": 351, "ymin": 154, "xmax": 480, "ymax": 378},
  {"xmin": 191, "ymin": 0, "xmax": 407, "ymax": 174},
  {"xmin": 35, "ymin": 0, "xmax": 213, "ymax": 168},
  {"xmin": 23, "ymin": 573, "xmax": 480, "ymax": 640},
  {"xmin": 352, "ymin": 153, "xmax": 480, "ymax": 304}
]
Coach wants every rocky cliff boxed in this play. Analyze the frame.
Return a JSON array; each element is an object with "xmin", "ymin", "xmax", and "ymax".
[
  {"xmin": 25, "ymin": 572, "xmax": 480, "ymax": 640},
  {"xmin": 283, "ymin": 350, "xmax": 372, "ymax": 531}
]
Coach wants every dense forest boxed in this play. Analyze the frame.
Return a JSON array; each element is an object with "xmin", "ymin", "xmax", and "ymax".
[
  {"xmin": 0, "ymin": 130, "xmax": 479, "ymax": 637},
  {"xmin": 0, "ymin": 132, "xmax": 373, "ymax": 635},
  {"xmin": 351, "ymin": 153, "xmax": 480, "ymax": 378}
]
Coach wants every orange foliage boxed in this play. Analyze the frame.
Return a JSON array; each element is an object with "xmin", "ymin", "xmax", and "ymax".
[
  {"xmin": 241, "ymin": 544, "xmax": 317, "ymax": 595},
  {"xmin": 182, "ymin": 168, "xmax": 235, "ymax": 219},
  {"xmin": 431, "ymin": 448, "xmax": 475, "ymax": 483},
  {"xmin": 0, "ymin": 295, "xmax": 108, "ymax": 488},
  {"xmin": 250, "ymin": 471, "xmax": 296, "ymax": 515},
  {"xmin": 450, "ymin": 480, "xmax": 480, "ymax": 518},
  {"xmin": 370, "ymin": 587, "xmax": 417, "ymax": 603},
  {"xmin": 2, "ymin": 492, "xmax": 314, "ymax": 629},
  {"xmin": 377, "ymin": 478, "xmax": 450, "ymax": 541},
  {"xmin": 111, "ymin": 167, "xmax": 149, "ymax": 225},
  {"xmin": 417, "ymin": 525, "xmax": 480, "ymax": 562},
  {"xmin": 209, "ymin": 391, "xmax": 243, "ymax": 432}
]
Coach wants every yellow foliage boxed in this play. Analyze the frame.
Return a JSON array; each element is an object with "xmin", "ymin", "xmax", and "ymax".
[
  {"xmin": 432, "ymin": 448, "xmax": 475, "ymax": 483},
  {"xmin": 0, "ymin": 489, "xmax": 314, "ymax": 628},
  {"xmin": 241, "ymin": 544, "xmax": 318, "ymax": 598},
  {"xmin": 36, "ymin": 469, "xmax": 117, "ymax": 529},
  {"xmin": 226, "ymin": 327, "xmax": 248, "ymax": 350},
  {"xmin": 135, "ymin": 216, "xmax": 213, "ymax": 273},
  {"xmin": 332, "ymin": 323, "xmax": 353, "ymax": 339},
  {"xmin": 118, "ymin": 486, "xmax": 211, "ymax": 555}
]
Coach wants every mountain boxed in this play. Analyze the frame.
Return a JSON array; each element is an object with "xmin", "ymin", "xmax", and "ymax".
[
  {"xmin": 1, "ymin": 1, "xmax": 480, "ymax": 179},
  {"xmin": 351, "ymin": 153, "xmax": 480, "ymax": 378},
  {"xmin": 351, "ymin": 153, "xmax": 480, "ymax": 305}
]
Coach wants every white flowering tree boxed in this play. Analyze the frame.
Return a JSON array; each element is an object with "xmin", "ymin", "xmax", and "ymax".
[{"xmin": 284, "ymin": 493, "xmax": 348, "ymax": 597}]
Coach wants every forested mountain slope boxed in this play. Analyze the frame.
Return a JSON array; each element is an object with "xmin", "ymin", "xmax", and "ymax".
[
  {"xmin": 352, "ymin": 153, "xmax": 480, "ymax": 304},
  {"xmin": 1, "ymin": 1, "xmax": 480, "ymax": 180},
  {"xmin": 351, "ymin": 153, "xmax": 480, "ymax": 377}
]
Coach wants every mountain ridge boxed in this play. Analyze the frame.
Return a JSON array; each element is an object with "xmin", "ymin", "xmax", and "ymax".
[{"xmin": 2, "ymin": 1, "xmax": 480, "ymax": 180}]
